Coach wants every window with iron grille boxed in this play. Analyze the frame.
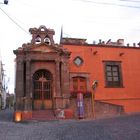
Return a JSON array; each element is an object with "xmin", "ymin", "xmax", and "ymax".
[{"xmin": 103, "ymin": 61, "xmax": 123, "ymax": 88}]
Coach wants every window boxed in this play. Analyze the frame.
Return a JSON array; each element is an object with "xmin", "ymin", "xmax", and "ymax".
[
  {"xmin": 104, "ymin": 61, "xmax": 123, "ymax": 87},
  {"xmin": 73, "ymin": 77, "xmax": 87, "ymax": 92},
  {"xmin": 73, "ymin": 56, "xmax": 83, "ymax": 66}
]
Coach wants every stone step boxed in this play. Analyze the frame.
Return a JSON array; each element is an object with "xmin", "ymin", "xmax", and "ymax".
[{"xmin": 32, "ymin": 110, "xmax": 56, "ymax": 121}]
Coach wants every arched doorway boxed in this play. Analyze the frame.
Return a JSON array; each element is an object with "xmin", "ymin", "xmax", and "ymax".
[{"xmin": 32, "ymin": 69, "xmax": 53, "ymax": 110}]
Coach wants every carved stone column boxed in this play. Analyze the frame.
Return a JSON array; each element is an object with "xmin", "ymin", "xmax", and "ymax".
[
  {"xmin": 61, "ymin": 61, "xmax": 70, "ymax": 96},
  {"xmin": 25, "ymin": 60, "xmax": 31, "ymax": 97},
  {"xmin": 61, "ymin": 60, "xmax": 70, "ymax": 108},
  {"xmin": 15, "ymin": 60, "xmax": 24, "ymax": 110},
  {"xmin": 54, "ymin": 60, "xmax": 63, "ymax": 109},
  {"xmin": 55, "ymin": 60, "xmax": 61, "ymax": 96},
  {"xmin": 24, "ymin": 59, "xmax": 31, "ymax": 110}
]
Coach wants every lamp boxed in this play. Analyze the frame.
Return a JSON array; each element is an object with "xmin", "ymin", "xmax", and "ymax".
[
  {"xmin": 15, "ymin": 112, "xmax": 22, "ymax": 122},
  {"xmin": 92, "ymin": 80, "xmax": 98, "ymax": 90},
  {"xmin": 4, "ymin": 0, "xmax": 8, "ymax": 4}
]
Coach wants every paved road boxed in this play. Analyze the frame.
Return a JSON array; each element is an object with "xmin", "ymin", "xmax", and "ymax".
[{"xmin": 0, "ymin": 109, "xmax": 140, "ymax": 140}]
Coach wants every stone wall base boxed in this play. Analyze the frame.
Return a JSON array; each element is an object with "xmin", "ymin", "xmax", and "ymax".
[
  {"xmin": 14, "ymin": 111, "xmax": 32, "ymax": 122},
  {"xmin": 69, "ymin": 98, "xmax": 124, "ymax": 119},
  {"xmin": 14, "ymin": 99, "xmax": 124, "ymax": 121}
]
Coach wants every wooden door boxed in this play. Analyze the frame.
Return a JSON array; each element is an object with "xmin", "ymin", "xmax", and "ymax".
[
  {"xmin": 33, "ymin": 70, "xmax": 52, "ymax": 110},
  {"xmin": 73, "ymin": 77, "xmax": 87, "ymax": 92}
]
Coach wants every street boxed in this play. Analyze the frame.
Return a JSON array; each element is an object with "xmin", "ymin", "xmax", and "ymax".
[{"xmin": 0, "ymin": 109, "xmax": 140, "ymax": 140}]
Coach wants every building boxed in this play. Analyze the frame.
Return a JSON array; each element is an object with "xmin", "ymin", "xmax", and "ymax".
[
  {"xmin": 6, "ymin": 93, "xmax": 15, "ymax": 109},
  {"xmin": 0, "ymin": 56, "xmax": 6, "ymax": 110},
  {"xmin": 13, "ymin": 26, "xmax": 140, "ymax": 121}
]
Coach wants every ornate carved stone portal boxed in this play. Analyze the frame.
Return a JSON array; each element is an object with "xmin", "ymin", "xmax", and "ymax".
[{"xmin": 13, "ymin": 26, "xmax": 71, "ymax": 115}]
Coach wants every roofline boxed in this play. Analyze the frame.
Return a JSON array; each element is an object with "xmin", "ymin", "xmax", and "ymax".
[{"xmin": 62, "ymin": 43, "xmax": 140, "ymax": 50}]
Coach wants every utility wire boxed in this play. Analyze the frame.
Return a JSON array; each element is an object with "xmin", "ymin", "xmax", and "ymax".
[
  {"xmin": 0, "ymin": 7, "xmax": 29, "ymax": 34},
  {"xmin": 119, "ymin": 0, "xmax": 140, "ymax": 3},
  {"xmin": 76, "ymin": 0, "xmax": 140, "ymax": 9}
]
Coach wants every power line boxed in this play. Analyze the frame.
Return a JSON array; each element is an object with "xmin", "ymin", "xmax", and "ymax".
[
  {"xmin": 0, "ymin": 7, "xmax": 29, "ymax": 34},
  {"xmin": 119, "ymin": 0, "xmax": 140, "ymax": 3},
  {"xmin": 76, "ymin": 0, "xmax": 140, "ymax": 9}
]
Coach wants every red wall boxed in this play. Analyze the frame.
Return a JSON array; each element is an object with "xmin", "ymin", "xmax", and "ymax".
[{"xmin": 64, "ymin": 44, "xmax": 140, "ymax": 113}]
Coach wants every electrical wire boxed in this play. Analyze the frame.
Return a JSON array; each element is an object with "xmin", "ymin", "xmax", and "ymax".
[
  {"xmin": 0, "ymin": 7, "xmax": 29, "ymax": 34},
  {"xmin": 119, "ymin": 0, "xmax": 140, "ymax": 3},
  {"xmin": 75, "ymin": 0, "xmax": 140, "ymax": 9}
]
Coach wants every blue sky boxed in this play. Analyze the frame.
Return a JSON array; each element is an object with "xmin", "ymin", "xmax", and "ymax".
[{"xmin": 0, "ymin": 0, "xmax": 140, "ymax": 93}]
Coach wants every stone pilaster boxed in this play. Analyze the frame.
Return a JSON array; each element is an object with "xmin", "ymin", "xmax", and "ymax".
[
  {"xmin": 24, "ymin": 59, "xmax": 32, "ymax": 110},
  {"xmin": 61, "ymin": 61, "xmax": 70, "ymax": 96},
  {"xmin": 26, "ymin": 60, "xmax": 31, "ymax": 98},
  {"xmin": 61, "ymin": 60, "xmax": 70, "ymax": 108},
  {"xmin": 15, "ymin": 60, "xmax": 24, "ymax": 110},
  {"xmin": 55, "ymin": 60, "xmax": 61, "ymax": 96},
  {"xmin": 54, "ymin": 60, "xmax": 64, "ymax": 109}
]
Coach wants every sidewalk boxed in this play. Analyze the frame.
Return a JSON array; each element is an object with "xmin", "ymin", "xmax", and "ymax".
[{"xmin": 0, "ymin": 108, "xmax": 14, "ymax": 122}]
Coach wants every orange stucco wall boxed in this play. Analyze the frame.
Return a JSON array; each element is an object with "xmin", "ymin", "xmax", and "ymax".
[{"xmin": 64, "ymin": 44, "xmax": 140, "ymax": 113}]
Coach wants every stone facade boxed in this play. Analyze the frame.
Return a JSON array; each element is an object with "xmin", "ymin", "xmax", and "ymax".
[{"xmin": 13, "ymin": 26, "xmax": 72, "ymax": 120}]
